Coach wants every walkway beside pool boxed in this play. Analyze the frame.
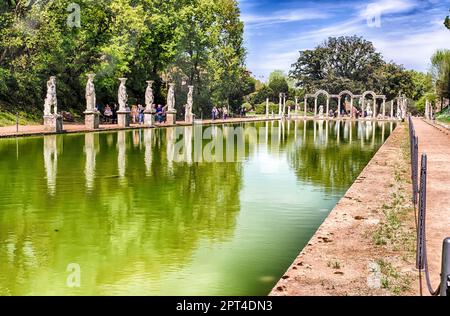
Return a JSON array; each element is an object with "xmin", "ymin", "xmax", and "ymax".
[
  {"xmin": 270, "ymin": 123, "xmax": 419, "ymax": 296},
  {"xmin": 412, "ymin": 118, "xmax": 450, "ymax": 294}
]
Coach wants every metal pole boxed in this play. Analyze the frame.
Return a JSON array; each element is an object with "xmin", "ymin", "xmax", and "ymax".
[
  {"xmin": 440, "ymin": 238, "xmax": 450, "ymax": 296},
  {"xmin": 416, "ymin": 154, "xmax": 427, "ymax": 270},
  {"xmin": 413, "ymin": 136, "xmax": 418, "ymax": 205}
]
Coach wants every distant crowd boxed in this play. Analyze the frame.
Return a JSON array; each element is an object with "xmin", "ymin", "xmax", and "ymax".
[{"xmin": 95, "ymin": 103, "xmax": 248, "ymax": 124}]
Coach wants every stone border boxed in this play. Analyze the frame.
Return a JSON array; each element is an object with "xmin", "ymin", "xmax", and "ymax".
[
  {"xmin": 269, "ymin": 123, "xmax": 414, "ymax": 296},
  {"xmin": 0, "ymin": 116, "xmax": 400, "ymax": 139}
]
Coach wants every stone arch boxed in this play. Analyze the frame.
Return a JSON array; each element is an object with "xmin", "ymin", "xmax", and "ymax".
[
  {"xmin": 339, "ymin": 90, "xmax": 354, "ymax": 99},
  {"xmin": 313, "ymin": 90, "xmax": 330, "ymax": 118},
  {"xmin": 362, "ymin": 91, "xmax": 377, "ymax": 100},
  {"xmin": 361, "ymin": 91, "xmax": 379, "ymax": 118},
  {"xmin": 314, "ymin": 90, "xmax": 330, "ymax": 98}
]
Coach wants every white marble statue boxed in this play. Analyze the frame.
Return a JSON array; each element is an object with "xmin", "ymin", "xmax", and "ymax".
[
  {"xmin": 118, "ymin": 78, "xmax": 128, "ymax": 111},
  {"xmin": 318, "ymin": 105, "xmax": 324, "ymax": 118},
  {"xmin": 145, "ymin": 80, "xmax": 155, "ymax": 112},
  {"xmin": 167, "ymin": 83, "xmax": 176, "ymax": 112},
  {"xmin": 366, "ymin": 104, "xmax": 373, "ymax": 118},
  {"xmin": 185, "ymin": 85, "xmax": 194, "ymax": 122},
  {"xmin": 85, "ymin": 73, "xmax": 96, "ymax": 112},
  {"xmin": 44, "ymin": 76, "xmax": 57, "ymax": 116}
]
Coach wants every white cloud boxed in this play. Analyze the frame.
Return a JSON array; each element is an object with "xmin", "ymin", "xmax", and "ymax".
[
  {"xmin": 358, "ymin": 0, "xmax": 419, "ymax": 18},
  {"xmin": 242, "ymin": 8, "xmax": 330, "ymax": 27},
  {"xmin": 373, "ymin": 28, "xmax": 450, "ymax": 71}
]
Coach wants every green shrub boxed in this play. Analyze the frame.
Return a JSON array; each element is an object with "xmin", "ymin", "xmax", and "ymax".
[
  {"xmin": 255, "ymin": 102, "xmax": 278, "ymax": 114},
  {"xmin": 242, "ymin": 102, "xmax": 253, "ymax": 111}
]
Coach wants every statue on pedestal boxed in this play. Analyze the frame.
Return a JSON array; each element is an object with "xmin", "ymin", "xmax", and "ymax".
[
  {"xmin": 118, "ymin": 78, "xmax": 128, "ymax": 112},
  {"xmin": 185, "ymin": 85, "xmax": 194, "ymax": 123},
  {"xmin": 145, "ymin": 80, "xmax": 155, "ymax": 113},
  {"xmin": 85, "ymin": 73, "xmax": 96, "ymax": 112},
  {"xmin": 167, "ymin": 83, "xmax": 176, "ymax": 112},
  {"xmin": 318, "ymin": 105, "xmax": 324, "ymax": 118},
  {"xmin": 44, "ymin": 76, "xmax": 58, "ymax": 116},
  {"xmin": 84, "ymin": 73, "xmax": 100, "ymax": 129},
  {"xmin": 366, "ymin": 103, "xmax": 373, "ymax": 118}
]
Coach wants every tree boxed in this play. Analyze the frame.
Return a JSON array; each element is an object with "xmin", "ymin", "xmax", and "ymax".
[
  {"xmin": 268, "ymin": 70, "xmax": 288, "ymax": 97},
  {"xmin": 0, "ymin": 0, "xmax": 248, "ymax": 118},
  {"xmin": 407, "ymin": 70, "xmax": 433, "ymax": 101},
  {"xmin": 250, "ymin": 85, "xmax": 274, "ymax": 105},
  {"xmin": 431, "ymin": 49, "xmax": 450, "ymax": 100},
  {"xmin": 445, "ymin": 10, "xmax": 449, "ymax": 29},
  {"xmin": 377, "ymin": 63, "xmax": 415, "ymax": 101},
  {"xmin": 290, "ymin": 36, "xmax": 387, "ymax": 94}
]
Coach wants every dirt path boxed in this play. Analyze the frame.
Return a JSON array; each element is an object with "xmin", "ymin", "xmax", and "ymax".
[
  {"xmin": 270, "ymin": 124, "xmax": 418, "ymax": 296},
  {"xmin": 413, "ymin": 118, "xmax": 450, "ymax": 294}
]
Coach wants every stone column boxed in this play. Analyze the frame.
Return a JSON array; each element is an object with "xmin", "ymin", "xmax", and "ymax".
[
  {"xmin": 350, "ymin": 98, "xmax": 354, "ymax": 118},
  {"xmin": 314, "ymin": 98, "xmax": 318, "ymax": 117},
  {"xmin": 373, "ymin": 99, "xmax": 377, "ymax": 119},
  {"xmin": 390, "ymin": 100, "xmax": 394, "ymax": 119},
  {"xmin": 84, "ymin": 73, "xmax": 100, "ymax": 130},
  {"xmin": 295, "ymin": 97, "xmax": 298, "ymax": 114},
  {"xmin": 338, "ymin": 98, "xmax": 341, "ymax": 118},
  {"xmin": 278, "ymin": 94, "xmax": 283, "ymax": 117},
  {"xmin": 144, "ymin": 80, "xmax": 156, "ymax": 127},
  {"xmin": 166, "ymin": 83, "xmax": 177, "ymax": 125},
  {"xmin": 266, "ymin": 98, "xmax": 269, "ymax": 118},
  {"xmin": 117, "ymin": 78, "xmax": 130, "ymax": 127},
  {"xmin": 304, "ymin": 97, "xmax": 307, "ymax": 118},
  {"xmin": 184, "ymin": 85, "xmax": 194, "ymax": 124},
  {"xmin": 382, "ymin": 98, "xmax": 386, "ymax": 119},
  {"xmin": 283, "ymin": 94, "xmax": 286, "ymax": 117},
  {"xmin": 326, "ymin": 98, "xmax": 330, "ymax": 119},
  {"xmin": 43, "ymin": 76, "xmax": 63, "ymax": 132}
]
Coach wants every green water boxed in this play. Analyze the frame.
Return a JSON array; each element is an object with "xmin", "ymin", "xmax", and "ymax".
[{"xmin": 0, "ymin": 120, "xmax": 395, "ymax": 296}]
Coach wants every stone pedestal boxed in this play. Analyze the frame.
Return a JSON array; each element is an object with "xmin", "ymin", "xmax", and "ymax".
[
  {"xmin": 117, "ymin": 110, "xmax": 130, "ymax": 128},
  {"xmin": 185, "ymin": 113, "xmax": 194, "ymax": 125},
  {"xmin": 84, "ymin": 111, "xmax": 100, "ymax": 130},
  {"xmin": 144, "ymin": 111, "xmax": 155, "ymax": 127},
  {"xmin": 44, "ymin": 114, "xmax": 63, "ymax": 132},
  {"xmin": 166, "ymin": 111, "xmax": 177, "ymax": 125}
]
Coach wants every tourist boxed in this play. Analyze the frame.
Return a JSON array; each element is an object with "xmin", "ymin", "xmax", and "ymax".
[
  {"xmin": 156, "ymin": 104, "xmax": 166, "ymax": 123},
  {"xmin": 112, "ymin": 103, "xmax": 118, "ymax": 124},
  {"xmin": 222, "ymin": 107, "xmax": 228, "ymax": 120},
  {"xmin": 212, "ymin": 106, "xmax": 220, "ymax": 120},
  {"xmin": 131, "ymin": 105, "xmax": 139, "ymax": 124},
  {"xmin": 104, "ymin": 104, "xmax": 113, "ymax": 123},
  {"xmin": 138, "ymin": 104, "xmax": 145, "ymax": 124}
]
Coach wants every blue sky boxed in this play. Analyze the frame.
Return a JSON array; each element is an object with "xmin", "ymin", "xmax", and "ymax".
[{"xmin": 238, "ymin": 0, "xmax": 450, "ymax": 81}]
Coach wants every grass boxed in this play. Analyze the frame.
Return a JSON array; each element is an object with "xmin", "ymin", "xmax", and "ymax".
[
  {"xmin": 376, "ymin": 259, "xmax": 412, "ymax": 295},
  {"xmin": 371, "ymin": 123, "xmax": 416, "ymax": 295},
  {"xmin": 436, "ymin": 107, "xmax": 450, "ymax": 124},
  {"xmin": 0, "ymin": 110, "xmax": 40, "ymax": 127},
  {"xmin": 327, "ymin": 260, "xmax": 342, "ymax": 270}
]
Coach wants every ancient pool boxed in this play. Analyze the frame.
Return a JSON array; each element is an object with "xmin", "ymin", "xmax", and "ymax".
[{"xmin": 0, "ymin": 120, "xmax": 395, "ymax": 295}]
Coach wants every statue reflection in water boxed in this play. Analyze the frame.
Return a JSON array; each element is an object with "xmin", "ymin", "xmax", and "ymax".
[
  {"xmin": 144, "ymin": 129, "xmax": 153, "ymax": 176},
  {"xmin": 117, "ymin": 130, "xmax": 126, "ymax": 179},
  {"xmin": 84, "ymin": 133, "xmax": 99, "ymax": 191},
  {"xmin": 43, "ymin": 135, "xmax": 58, "ymax": 195}
]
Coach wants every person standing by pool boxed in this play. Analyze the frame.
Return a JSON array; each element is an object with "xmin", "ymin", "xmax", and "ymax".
[
  {"xmin": 222, "ymin": 106, "xmax": 228, "ymax": 120},
  {"xmin": 138, "ymin": 104, "xmax": 145, "ymax": 124},
  {"xmin": 212, "ymin": 106, "xmax": 218, "ymax": 120},
  {"xmin": 156, "ymin": 104, "xmax": 166, "ymax": 123}
]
